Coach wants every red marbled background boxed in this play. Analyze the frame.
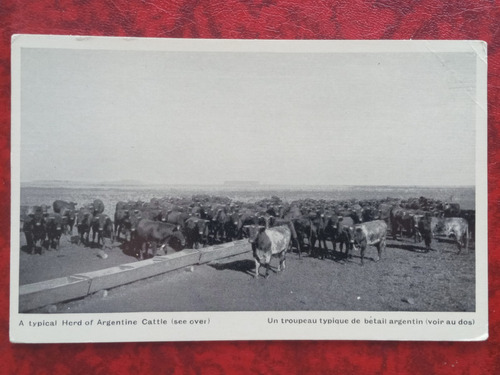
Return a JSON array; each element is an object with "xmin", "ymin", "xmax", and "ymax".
[{"xmin": 1, "ymin": 0, "xmax": 499, "ymax": 373}]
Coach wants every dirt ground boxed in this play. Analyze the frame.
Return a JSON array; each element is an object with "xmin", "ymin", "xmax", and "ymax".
[{"xmin": 18, "ymin": 232, "xmax": 476, "ymax": 313}]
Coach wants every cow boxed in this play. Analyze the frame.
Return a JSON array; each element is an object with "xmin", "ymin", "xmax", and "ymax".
[
  {"xmin": 114, "ymin": 208, "xmax": 131, "ymax": 240},
  {"xmin": 324, "ymin": 215, "xmax": 353, "ymax": 260},
  {"xmin": 45, "ymin": 213, "xmax": 63, "ymax": 250},
  {"xmin": 268, "ymin": 216, "xmax": 302, "ymax": 258},
  {"xmin": 225, "ymin": 211, "xmax": 242, "ymax": 241},
  {"xmin": 53, "ymin": 200, "xmax": 77, "ymax": 234},
  {"xmin": 22, "ymin": 207, "xmax": 46, "ymax": 254},
  {"xmin": 164, "ymin": 211, "xmax": 190, "ymax": 227},
  {"xmin": 184, "ymin": 217, "xmax": 209, "ymax": 249},
  {"xmin": 92, "ymin": 199, "xmax": 105, "ymax": 215},
  {"xmin": 211, "ymin": 209, "xmax": 230, "ymax": 243},
  {"xmin": 135, "ymin": 219, "xmax": 186, "ymax": 260},
  {"xmin": 431, "ymin": 217, "xmax": 469, "ymax": 254},
  {"xmin": 245, "ymin": 225, "xmax": 292, "ymax": 279},
  {"xmin": 417, "ymin": 213, "xmax": 433, "ymax": 251},
  {"xmin": 53, "ymin": 200, "xmax": 77, "ymax": 214},
  {"xmin": 390, "ymin": 207, "xmax": 424, "ymax": 241},
  {"xmin": 352, "ymin": 220, "xmax": 388, "ymax": 265},
  {"xmin": 309, "ymin": 211, "xmax": 328, "ymax": 259},
  {"xmin": 76, "ymin": 207, "xmax": 93, "ymax": 245},
  {"xmin": 443, "ymin": 202, "xmax": 461, "ymax": 218},
  {"xmin": 91, "ymin": 214, "xmax": 115, "ymax": 248},
  {"xmin": 25, "ymin": 206, "xmax": 47, "ymax": 254}
]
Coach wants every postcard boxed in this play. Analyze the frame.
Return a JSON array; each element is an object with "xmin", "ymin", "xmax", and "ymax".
[{"xmin": 10, "ymin": 35, "xmax": 487, "ymax": 342}]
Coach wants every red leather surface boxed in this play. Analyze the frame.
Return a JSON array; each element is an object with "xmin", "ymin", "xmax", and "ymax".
[{"xmin": 1, "ymin": 0, "xmax": 499, "ymax": 373}]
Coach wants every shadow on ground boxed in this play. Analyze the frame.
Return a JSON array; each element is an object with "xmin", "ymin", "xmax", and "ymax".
[{"xmin": 209, "ymin": 259, "xmax": 256, "ymax": 276}]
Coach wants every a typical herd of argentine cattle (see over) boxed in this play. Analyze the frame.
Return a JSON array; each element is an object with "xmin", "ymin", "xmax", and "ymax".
[{"xmin": 20, "ymin": 194, "xmax": 474, "ymax": 278}]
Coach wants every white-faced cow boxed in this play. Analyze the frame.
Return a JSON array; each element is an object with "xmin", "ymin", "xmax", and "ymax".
[
  {"xmin": 245, "ymin": 225, "xmax": 292, "ymax": 279},
  {"xmin": 431, "ymin": 217, "xmax": 469, "ymax": 254},
  {"xmin": 352, "ymin": 220, "xmax": 387, "ymax": 265}
]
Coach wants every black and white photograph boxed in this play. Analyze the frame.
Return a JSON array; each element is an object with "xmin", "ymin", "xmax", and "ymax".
[{"xmin": 10, "ymin": 36, "xmax": 487, "ymax": 343}]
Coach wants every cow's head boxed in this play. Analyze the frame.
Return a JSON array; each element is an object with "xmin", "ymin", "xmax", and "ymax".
[{"xmin": 244, "ymin": 225, "xmax": 265, "ymax": 244}]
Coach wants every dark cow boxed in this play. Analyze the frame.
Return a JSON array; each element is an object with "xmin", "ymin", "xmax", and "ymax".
[
  {"xmin": 114, "ymin": 208, "xmax": 131, "ymax": 240},
  {"xmin": 22, "ymin": 207, "xmax": 46, "ymax": 254},
  {"xmin": 417, "ymin": 213, "xmax": 433, "ymax": 251},
  {"xmin": 30, "ymin": 206, "xmax": 47, "ymax": 254},
  {"xmin": 309, "ymin": 212, "xmax": 328, "ymax": 259},
  {"xmin": 362, "ymin": 206, "xmax": 380, "ymax": 222},
  {"xmin": 91, "ymin": 214, "xmax": 114, "ymax": 248},
  {"xmin": 443, "ymin": 203, "xmax": 461, "ymax": 218},
  {"xmin": 378, "ymin": 203, "xmax": 394, "ymax": 226},
  {"xmin": 246, "ymin": 225, "xmax": 292, "ymax": 279},
  {"xmin": 211, "ymin": 209, "xmax": 230, "ymax": 243},
  {"xmin": 76, "ymin": 207, "xmax": 93, "ymax": 245},
  {"xmin": 352, "ymin": 220, "xmax": 388, "ymax": 265},
  {"xmin": 45, "ymin": 213, "xmax": 63, "ymax": 250},
  {"xmin": 225, "ymin": 211, "xmax": 242, "ymax": 241},
  {"xmin": 184, "ymin": 217, "xmax": 209, "ymax": 249},
  {"xmin": 390, "ymin": 207, "xmax": 423, "ymax": 241},
  {"xmin": 53, "ymin": 200, "xmax": 77, "ymax": 213},
  {"xmin": 324, "ymin": 215, "xmax": 353, "ymax": 260},
  {"xmin": 93, "ymin": 199, "xmax": 105, "ymax": 215},
  {"xmin": 164, "ymin": 211, "xmax": 190, "ymax": 227},
  {"xmin": 431, "ymin": 217, "xmax": 469, "ymax": 254},
  {"xmin": 290, "ymin": 216, "xmax": 313, "ymax": 256},
  {"xmin": 135, "ymin": 219, "xmax": 186, "ymax": 260},
  {"xmin": 53, "ymin": 200, "xmax": 77, "ymax": 234}
]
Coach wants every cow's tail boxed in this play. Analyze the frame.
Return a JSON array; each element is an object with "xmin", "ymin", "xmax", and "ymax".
[{"xmin": 465, "ymin": 222, "xmax": 470, "ymax": 254}]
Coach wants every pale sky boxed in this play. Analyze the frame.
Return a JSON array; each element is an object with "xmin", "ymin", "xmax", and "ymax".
[{"xmin": 20, "ymin": 46, "xmax": 477, "ymax": 186}]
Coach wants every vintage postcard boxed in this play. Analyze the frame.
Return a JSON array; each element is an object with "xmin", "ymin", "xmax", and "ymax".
[{"xmin": 10, "ymin": 35, "xmax": 487, "ymax": 343}]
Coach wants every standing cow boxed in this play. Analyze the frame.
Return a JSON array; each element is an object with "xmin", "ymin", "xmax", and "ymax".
[
  {"xmin": 431, "ymin": 217, "xmax": 469, "ymax": 254},
  {"xmin": 45, "ymin": 213, "xmax": 64, "ymax": 250},
  {"xmin": 135, "ymin": 219, "xmax": 186, "ymax": 260},
  {"xmin": 245, "ymin": 225, "xmax": 292, "ymax": 279},
  {"xmin": 184, "ymin": 217, "xmax": 209, "ymax": 249},
  {"xmin": 352, "ymin": 220, "xmax": 387, "ymax": 265},
  {"xmin": 91, "ymin": 213, "xmax": 115, "ymax": 248}
]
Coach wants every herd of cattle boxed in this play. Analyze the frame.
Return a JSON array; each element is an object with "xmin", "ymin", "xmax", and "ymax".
[{"xmin": 20, "ymin": 195, "xmax": 474, "ymax": 277}]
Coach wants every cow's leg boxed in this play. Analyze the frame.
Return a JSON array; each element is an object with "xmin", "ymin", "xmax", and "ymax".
[
  {"xmin": 456, "ymin": 236, "xmax": 462, "ymax": 254},
  {"xmin": 319, "ymin": 237, "xmax": 327, "ymax": 260},
  {"xmin": 151, "ymin": 241, "xmax": 158, "ymax": 257},
  {"xmin": 424, "ymin": 234, "xmax": 432, "ymax": 251},
  {"xmin": 254, "ymin": 259, "xmax": 260, "ymax": 279},
  {"xmin": 295, "ymin": 238, "xmax": 302, "ymax": 259},
  {"xmin": 309, "ymin": 234, "xmax": 316, "ymax": 257},
  {"xmin": 115, "ymin": 223, "xmax": 121, "ymax": 240},
  {"xmin": 381, "ymin": 238, "xmax": 386, "ymax": 260},
  {"xmin": 279, "ymin": 251, "xmax": 286, "ymax": 271},
  {"xmin": 25, "ymin": 232, "xmax": 34, "ymax": 254},
  {"xmin": 360, "ymin": 243, "xmax": 366, "ymax": 266},
  {"xmin": 375, "ymin": 243, "xmax": 382, "ymax": 262},
  {"xmin": 140, "ymin": 242, "xmax": 147, "ymax": 260},
  {"xmin": 265, "ymin": 263, "xmax": 271, "ymax": 279}
]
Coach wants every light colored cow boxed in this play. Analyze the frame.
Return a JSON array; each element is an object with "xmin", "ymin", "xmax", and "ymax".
[
  {"xmin": 245, "ymin": 225, "xmax": 292, "ymax": 278},
  {"xmin": 431, "ymin": 217, "xmax": 469, "ymax": 254},
  {"xmin": 352, "ymin": 220, "xmax": 388, "ymax": 265}
]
